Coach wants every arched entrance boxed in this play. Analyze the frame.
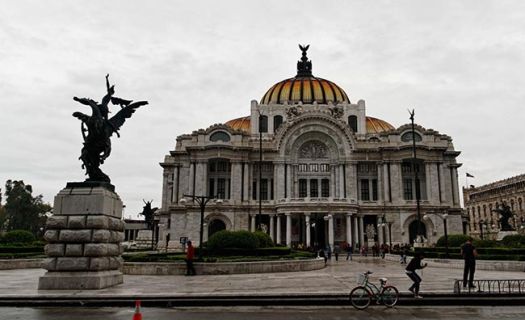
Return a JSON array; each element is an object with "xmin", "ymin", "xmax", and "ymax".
[
  {"xmin": 408, "ymin": 220, "xmax": 427, "ymax": 244},
  {"xmin": 208, "ymin": 219, "xmax": 226, "ymax": 237}
]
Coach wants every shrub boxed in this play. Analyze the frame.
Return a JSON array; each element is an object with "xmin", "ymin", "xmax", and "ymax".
[
  {"xmin": 253, "ymin": 231, "xmax": 274, "ymax": 248},
  {"xmin": 473, "ymin": 239, "xmax": 499, "ymax": 248},
  {"xmin": 501, "ymin": 234, "xmax": 525, "ymax": 247},
  {"xmin": 207, "ymin": 230, "xmax": 259, "ymax": 251},
  {"xmin": 436, "ymin": 234, "xmax": 470, "ymax": 247},
  {"xmin": 1, "ymin": 230, "xmax": 35, "ymax": 244}
]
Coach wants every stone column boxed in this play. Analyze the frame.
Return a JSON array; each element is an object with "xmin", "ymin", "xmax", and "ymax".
[
  {"xmin": 347, "ymin": 162, "xmax": 358, "ymax": 201},
  {"xmin": 285, "ymin": 213, "xmax": 292, "ymax": 247},
  {"xmin": 276, "ymin": 214, "xmax": 282, "ymax": 244},
  {"xmin": 231, "ymin": 162, "xmax": 243, "ymax": 201},
  {"xmin": 39, "ymin": 183, "xmax": 124, "ymax": 290},
  {"xmin": 188, "ymin": 162, "xmax": 195, "ymax": 196},
  {"xmin": 383, "ymin": 162, "xmax": 390, "ymax": 203},
  {"xmin": 328, "ymin": 215, "xmax": 334, "ymax": 249},
  {"xmin": 250, "ymin": 214, "xmax": 256, "ymax": 232},
  {"xmin": 378, "ymin": 222, "xmax": 383, "ymax": 245},
  {"xmin": 330, "ymin": 165, "xmax": 336, "ymax": 198},
  {"xmin": 305, "ymin": 214, "xmax": 311, "ymax": 248},
  {"xmin": 339, "ymin": 165, "xmax": 345, "ymax": 198},
  {"xmin": 345, "ymin": 214, "xmax": 352, "ymax": 244},
  {"xmin": 353, "ymin": 215, "xmax": 358, "ymax": 247},
  {"xmin": 359, "ymin": 215, "xmax": 365, "ymax": 247},
  {"xmin": 243, "ymin": 162, "xmax": 250, "ymax": 201},
  {"xmin": 269, "ymin": 214, "xmax": 275, "ymax": 241}
]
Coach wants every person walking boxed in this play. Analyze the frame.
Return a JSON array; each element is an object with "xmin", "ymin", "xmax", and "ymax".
[
  {"xmin": 405, "ymin": 252, "xmax": 427, "ymax": 298},
  {"xmin": 334, "ymin": 243, "xmax": 340, "ymax": 261},
  {"xmin": 461, "ymin": 237, "xmax": 478, "ymax": 288},
  {"xmin": 346, "ymin": 243, "xmax": 353, "ymax": 261},
  {"xmin": 185, "ymin": 240, "xmax": 196, "ymax": 276}
]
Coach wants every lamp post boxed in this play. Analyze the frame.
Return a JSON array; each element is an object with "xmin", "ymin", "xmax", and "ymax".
[
  {"xmin": 180, "ymin": 194, "xmax": 222, "ymax": 260},
  {"xmin": 478, "ymin": 219, "xmax": 486, "ymax": 240},
  {"xmin": 311, "ymin": 222, "xmax": 318, "ymax": 251},
  {"xmin": 409, "ymin": 109, "xmax": 424, "ymax": 244},
  {"xmin": 258, "ymin": 112, "xmax": 263, "ymax": 231},
  {"xmin": 423, "ymin": 211, "xmax": 449, "ymax": 258},
  {"xmin": 379, "ymin": 216, "xmax": 393, "ymax": 251}
]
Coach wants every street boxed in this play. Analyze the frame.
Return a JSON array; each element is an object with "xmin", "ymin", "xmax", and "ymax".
[{"xmin": 1, "ymin": 306, "xmax": 525, "ymax": 320}]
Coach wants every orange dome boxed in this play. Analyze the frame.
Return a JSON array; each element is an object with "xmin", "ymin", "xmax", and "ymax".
[
  {"xmin": 261, "ymin": 77, "xmax": 350, "ymax": 105},
  {"xmin": 225, "ymin": 116, "xmax": 394, "ymax": 134},
  {"xmin": 366, "ymin": 116, "xmax": 395, "ymax": 133},
  {"xmin": 260, "ymin": 45, "xmax": 349, "ymax": 105}
]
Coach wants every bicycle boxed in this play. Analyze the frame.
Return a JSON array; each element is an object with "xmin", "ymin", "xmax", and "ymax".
[{"xmin": 349, "ymin": 271, "xmax": 399, "ymax": 309}]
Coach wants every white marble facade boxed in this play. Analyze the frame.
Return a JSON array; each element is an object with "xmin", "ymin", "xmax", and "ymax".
[{"xmin": 157, "ymin": 49, "xmax": 463, "ymax": 250}]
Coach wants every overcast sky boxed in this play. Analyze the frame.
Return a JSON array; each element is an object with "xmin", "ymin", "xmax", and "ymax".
[{"xmin": 1, "ymin": 0, "xmax": 525, "ymax": 218}]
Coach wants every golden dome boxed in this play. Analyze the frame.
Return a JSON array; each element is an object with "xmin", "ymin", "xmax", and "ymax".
[
  {"xmin": 225, "ymin": 116, "xmax": 394, "ymax": 134},
  {"xmin": 225, "ymin": 116, "xmax": 251, "ymax": 132},
  {"xmin": 261, "ymin": 77, "xmax": 350, "ymax": 105},
  {"xmin": 260, "ymin": 45, "xmax": 349, "ymax": 105},
  {"xmin": 366, "ymin": 116, "xmax": 395, "ymax": 133}
]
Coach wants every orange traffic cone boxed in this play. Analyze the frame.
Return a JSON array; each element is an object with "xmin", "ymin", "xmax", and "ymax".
[{"xmin": 132, "ymin": 300, "xmax": 142, "ymax": 320}]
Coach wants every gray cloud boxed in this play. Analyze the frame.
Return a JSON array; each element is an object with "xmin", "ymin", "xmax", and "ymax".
[{"xmin": 1, "ymin": 0, "xmax": 525, "ymax": 216}]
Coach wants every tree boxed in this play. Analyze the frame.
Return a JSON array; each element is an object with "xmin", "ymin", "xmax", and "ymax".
[
  {"xmin": 0, "ymin": 188, "xmax": 6, "ymax": 231},
  {"xmin": 3, "ymin": 180, "xmax": 52, "ymax": 235}
]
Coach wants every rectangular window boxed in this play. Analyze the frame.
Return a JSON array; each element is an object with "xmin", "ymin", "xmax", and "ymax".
[
  {"xmin": 299, "ymin": 179, "xmax": 307, "ymax": 198},
  {"xmin": 320, "ymin": 164, "xmax": 330, "ymax": 172},
  {"xmin": 309, "ymin": 164, "xmax": 318, "ymax": 172},
  {"xmin": 209, "ymin": 178, "xmax": 215, "ymax": 198},
  {"xmin": 321, "ymin": 179, "xmax": 330, "ymax": 197},
  {"xmin": 299, "ymin": 164, "xmax": 308, "ymax": 172},
  {"xmin": 261, "ymin": 179, "xmax": 268, "ymax": 200},
  {"xmin": 372, "ymin": 179, "xmax": 378, "ymax": 201},
  {"xmin": 270, "ymin": 179, "xmax": 274, "ymax": 200},
  {"xmin": 310, "ymin": 179, "xmax": 318, "ymax": 197},
  {"xmin": 360, "ymin": 179, "xmax": 370, "ymax": 201},
  {"xmin": 217, "ymin": 178, "xmax": 226, "ymax": 199},
  {"xmin": 252, "ymin": 180, "xmax": 257, "ymax": 200},
  {"xmin": 403, "ymin": 179, "xmax": 413, "ymax": 200}
]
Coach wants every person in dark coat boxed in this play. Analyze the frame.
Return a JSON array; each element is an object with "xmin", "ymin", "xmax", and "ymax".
[
  {"xmin": 461, "ymin": 237, "xmax": 478, "ymax": 288},
  {"xmin": 405, "ymin": 252, "xmax": 427, "ymax": 298},
  {"xmin": 185, "ymin": 240, "xmax": 196, "ymax": 276}
]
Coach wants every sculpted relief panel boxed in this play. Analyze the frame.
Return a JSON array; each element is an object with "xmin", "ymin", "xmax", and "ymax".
[{"xmin": 299, "ymin": 141, "xmax": 328, "ymax": 159}]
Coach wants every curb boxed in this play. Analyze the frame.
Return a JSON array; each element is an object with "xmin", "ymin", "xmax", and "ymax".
[{"xmin": 1, "ymin": 293, "xmax": 524, "ymax": 307}]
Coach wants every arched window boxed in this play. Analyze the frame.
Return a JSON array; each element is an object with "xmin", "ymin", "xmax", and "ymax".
[
  {"xmin": 210, "ymin": 131, "xmax": 230, "ymax": 142},
  {"xmin": 259, "ymin": 115, "xmax": 268, "ymax": 133},
  {"xmin": 348, "ymin": 115, "xmax": 358, "ymax": 132},
  {"xmin": 273, "ymin": 115, "xmax": 283, "ymax": 133},
  {"xmin": 401, "ymin": 132, "xmax": 422, "ymax": 142}
]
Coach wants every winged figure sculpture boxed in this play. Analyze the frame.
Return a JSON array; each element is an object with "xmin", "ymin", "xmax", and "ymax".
[{"xmin": 73, "ymin": 75, "xmax": 148, "ymax": 183}]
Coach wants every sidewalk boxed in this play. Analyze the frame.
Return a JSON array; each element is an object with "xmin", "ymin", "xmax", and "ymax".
[{"xmin": 0, "ymin": 256, "xmax": 524, "ymax": 306}]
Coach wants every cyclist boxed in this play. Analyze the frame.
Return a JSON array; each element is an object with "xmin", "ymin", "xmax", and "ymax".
[{"xmin": 405, "ymin": 252, "xmax": 427, "ymax": 298}]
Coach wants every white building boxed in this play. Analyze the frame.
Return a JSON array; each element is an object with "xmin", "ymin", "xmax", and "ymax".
[{"xmin": 157, "ymin": 46, "xmax": 463, "ymax": 250}]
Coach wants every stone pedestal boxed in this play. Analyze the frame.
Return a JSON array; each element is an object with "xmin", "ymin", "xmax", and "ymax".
[
  {"xmin": 38, "ymin": 183, "xmax": 125, "ymax": 290},
  {"xmin": 135, "ymin": 230, "xmax": 154, "ymax": 249},
  {"xmin": 497, "ymin": 230, "xmax": 518, "ymax": 241}
]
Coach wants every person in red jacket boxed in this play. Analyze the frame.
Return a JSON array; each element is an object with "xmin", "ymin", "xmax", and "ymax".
[{"xmin": 185, "ymin": 240, "xmax": 196, "ymax": 276}]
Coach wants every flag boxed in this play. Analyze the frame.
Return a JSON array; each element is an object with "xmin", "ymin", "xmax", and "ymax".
[{"xmin": 466, "ymin": 173, "xmax": 474, "ymax": 178}]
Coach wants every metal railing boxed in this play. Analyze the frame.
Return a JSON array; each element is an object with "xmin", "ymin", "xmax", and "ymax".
[{"xmin": 454, "ymin": 279, "xmax": 525, "ymax": 294}]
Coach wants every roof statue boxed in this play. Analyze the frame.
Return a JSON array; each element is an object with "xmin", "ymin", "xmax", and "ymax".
[
  {"xmin": 297, "ymin": 44, "xmax": 312, "ymax": 76},
  {"xmin": 73, "ymin": 74, "xmax": 148, "ymax": 183}
]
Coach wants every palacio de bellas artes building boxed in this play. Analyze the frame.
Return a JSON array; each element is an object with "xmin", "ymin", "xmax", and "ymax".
[{"xmin": 156, "ymin": 46, "xmax": 463, "ymax": 251}]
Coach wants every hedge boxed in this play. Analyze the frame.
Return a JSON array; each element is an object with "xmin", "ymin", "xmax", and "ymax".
[
  {"xmin": 207, "ymin": 230, "xmax": 260, "ymax": 251},
  {"xmin": 436, "ymin": 234, "xmax": 470, "ymax": 247},
  {"xmin": 0, "ymin": 246, "xmax": 45, "ymax": 254},
  {"xmin": 1, "ymin": 230, "xmax": 36, "ymax": 244},
  {"xmin": 253, "ymin": 231, "xmax": 274, "ymax": 248},
  {"xmin": 501, "ymin": 235, "xmax": 525, "ymax": 247}
]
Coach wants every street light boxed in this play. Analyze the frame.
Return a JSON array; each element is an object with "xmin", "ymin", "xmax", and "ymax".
[
  {"xmin": 180, "ymin": 194, "xmax": 223, "ymax": 260},
  {"xmin": 379, "ymin": 216, "xmax": 393, "ymax": 251},
  {"xmin": 311, "ymin": 222, "xmax": 318, "ymax": 251},
  {"xmin": 409, "ymin": 109, "xmax": 424, "ymax": 244},
  {"xmin": 478, "ymin": 219, "xmax": 487, "ymax": 240},
  {"xmin": 423, "ymin": 211, "xmax": 449, "ymax": 258}
]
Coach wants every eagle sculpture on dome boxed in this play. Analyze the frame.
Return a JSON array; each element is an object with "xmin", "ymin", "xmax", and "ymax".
[
  {"xmin": 72, "ymin": 74, "xmax": 148, "ymax": 183},
  {"xmin": 297, "ymin": 44, "xmax": 312, "ymax": 76}
]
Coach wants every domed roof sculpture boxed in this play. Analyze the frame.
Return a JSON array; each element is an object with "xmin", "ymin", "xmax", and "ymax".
[{"xmin": 260, "ymin": 45, "xmax": 350, "ymax": 105}]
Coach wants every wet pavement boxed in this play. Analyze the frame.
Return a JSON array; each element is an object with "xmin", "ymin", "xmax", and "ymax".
[{"xmin": 1, "ymin": 256, "xmax": 524, "ymax": 298}]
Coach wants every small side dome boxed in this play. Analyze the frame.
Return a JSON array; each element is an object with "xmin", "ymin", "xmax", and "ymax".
[
  {"xmin": 225, "ymin": 116, "xmax": 250, "ymax": 133},
  {"xmin": 366, "ymin": 117, "xmax": 395, "ymax": 133}
]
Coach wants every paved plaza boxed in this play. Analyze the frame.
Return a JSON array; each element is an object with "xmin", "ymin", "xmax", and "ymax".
[{"xmin": 1, "ymin": 256, "xmax": 524, "ymax": 298}]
